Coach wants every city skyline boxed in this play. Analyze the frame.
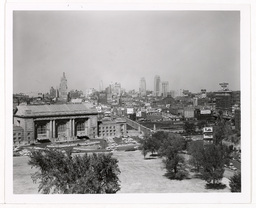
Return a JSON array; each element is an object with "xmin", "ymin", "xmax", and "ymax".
[{"xmin": 13, "ymin": 11, "xmax": 240, "ymax": 94}]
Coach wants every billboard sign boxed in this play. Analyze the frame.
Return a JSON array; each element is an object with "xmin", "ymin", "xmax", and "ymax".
[
  {"xmin": 127, "ymin": 108, "xmax": 134, "ymax": 115},
  {"xmin": 203, "ymin": 127, "xmax": 213, "ymax": 133},
  {"xmin": 200, "ymin": 110, "xmax": 211, "ymax": 115}
]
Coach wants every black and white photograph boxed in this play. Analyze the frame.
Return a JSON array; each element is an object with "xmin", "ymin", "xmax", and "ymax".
[{"xmin": 3, "ymin": 2, "xmax": 252, "ymax": 205}]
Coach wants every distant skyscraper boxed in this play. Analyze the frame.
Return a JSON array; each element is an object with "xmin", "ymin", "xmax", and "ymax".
[
  {"xmin": 49, "ymin": 87, "xmax": 56, "ymax": 98},
  {"xmin": 113, "ymin": 82, "xmax": 121, "ymax": 96},
  {"xmin": 162, "ymin": 81, "xmax": 169, "ymax": 98},
  {"xmin": 99, "ymin": 80, "xmax": 103, "ymax": 92},
  {"xmin": 58, "ymin": 72, "xmax": 68, "ymax": 102},
  {"xmin": 139, "ymin": 77, "xmax": 146, "ymax": 96},
  {"xmin": 154, "ymin": 75, "xmax": 161, "ymax": 96},
  {"xmin": 170, "ymin": 90, "xmax": 176, "ymax": 98}
]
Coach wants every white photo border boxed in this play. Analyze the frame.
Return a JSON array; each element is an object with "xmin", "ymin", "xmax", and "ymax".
[{"xmin": 4, "ymin": 3, "xmax": 251, "ymax": 204}]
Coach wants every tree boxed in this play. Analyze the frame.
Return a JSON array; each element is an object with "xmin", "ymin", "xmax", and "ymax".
[
  {"xmin": 139, "ymin": 139, "xmax": 149, "ymax": 158},
  {"xmin": 197, "ymin": 120, "xmax": 207, "ymax": 131},
  {"xmin": 214, "ymin": 115, "xmax": 233, "ymax": 145},
  {"xmin": 139, "ymin": 132, "xmax": 164, "ymax": 158},
  {"xmin": 229, "ymin": 172, "xmax": 241, "ymax": 192},
  {"xmin": 184, "ymin": 122, "xmax": 196, "ymax": 135},
  {"xmin": 200, "ymin": 144, "xmax": 225, "ymax": 186},
  {"xmin": 159, "ymin": 133, "xmax": 187, "ymax": 180},
  {"xmin": 188, "ymin": 141, "xmax": 204, "ymax": 172},
  {"xmin": 28, "ymin": 148, "xmax": 121, "ymax": 194}
]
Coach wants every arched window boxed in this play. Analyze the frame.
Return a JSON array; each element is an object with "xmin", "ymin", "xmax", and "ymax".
[
  {"xmin": 58, "ymin": 123, "xmax": 66, "ymax": 132},
  {"xmin": 77, "ymin": 122, "xmax": 85, "ymax": 131},
  {"xmin": 37, "ymin": 124, "xmax": 47, "ymax": 134}
]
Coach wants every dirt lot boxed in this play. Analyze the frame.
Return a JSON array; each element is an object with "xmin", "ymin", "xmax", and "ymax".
[{"xmin": 13, "ymin": 150, "xmax": 232, "ymax": 194}]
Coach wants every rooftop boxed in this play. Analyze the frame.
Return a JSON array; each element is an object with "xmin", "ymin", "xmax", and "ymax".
[{"xmin": 14, "ymin": 103, "xmax": 98, "ymax": 117}]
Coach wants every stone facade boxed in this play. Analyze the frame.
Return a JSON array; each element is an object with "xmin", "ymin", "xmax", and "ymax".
[
  {"xmin": 13, "ymin": 125, "xmax": 24, "ymax": 147},
  {"xmin": 98, "ymin": 118, "xmax": 127, "ymax": 139},
  {"xmin": 13, "ymin": 104, "xmax": 98, "ymax": 144}
]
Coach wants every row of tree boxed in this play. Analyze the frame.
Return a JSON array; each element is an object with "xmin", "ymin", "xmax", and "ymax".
[
  {"xmin": 140, "ymin": 131, "xmax": 187, "ymax": 180},
  {"xmin": 140, "ymin": 128, "xmax": 240, "ymax": 191}
]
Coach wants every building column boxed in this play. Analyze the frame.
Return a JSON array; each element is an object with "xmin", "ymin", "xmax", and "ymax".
[
  {"xmin": 34, "ymin": 121, "xmax": 37, "ymax": 142},
  {"xmin": 87, "ymin": 117, "xmax": 90, "ymax": 137},
  {"xmin": 52, "ymin": 120, "xmax": 56, "ymax": 139},
  {"xmin": 124, "ymin": 124, "xmax": 127, "ymax": 136},
  {"xmin": 72, "ymin": 119, "xmax": 75, "ymax": 137},
  {"xmin": 69, "ymin": 119, "xmax": 72, "ymax": 138},
  {"xmin": 49, "ymin": 120, "xmax": 53, "ymax": 139}
]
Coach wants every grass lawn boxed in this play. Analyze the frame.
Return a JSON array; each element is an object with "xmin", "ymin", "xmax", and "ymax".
[{"xmin": 13, "ymin": 150, "xmax": 232, "ymax": 194}]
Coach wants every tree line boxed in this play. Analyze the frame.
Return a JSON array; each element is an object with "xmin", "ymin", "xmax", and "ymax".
[{"xmin": 140, "ymin": 125, "xmax": 241, "ymax": 191}]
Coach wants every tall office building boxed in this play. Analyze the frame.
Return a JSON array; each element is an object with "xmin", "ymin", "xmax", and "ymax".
[
  {"xmin": 58, "ymin": 72, "xmax": 68, "ymax": 102},
  {"xmin": 162, "ymin": 81, "xmax": 169, "ymax": 98},
  {"xmin": 214, "ymin": 83, "xmax": 232, "ymax": 115},
  {"xmin": 49, "ymin": 87, "xmax": 56, "ymax": 98},
  {"xmin": 113, "ymin": 82, "xmax": 121, "ymax": 96},
  {"xmin": 99, "ymin": 80, "xmax": 103, "ymax": 92},
  {"xmin": 139, "ymin": 77, "xmax": 146, "ymax": 96},
  {"xmin": 154, "ymin": 75, "xmax": 161, "ymax": 96}
]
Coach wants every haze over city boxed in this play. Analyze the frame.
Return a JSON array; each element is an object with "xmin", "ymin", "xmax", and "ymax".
[{"xmin": 13, "ymin": 11, "xmax": 240, "ymax": 94}]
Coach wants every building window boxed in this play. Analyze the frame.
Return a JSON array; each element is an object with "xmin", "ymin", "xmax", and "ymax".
[
  {"xmin": 37, "ymin": 124, "xmax": 47, "ymax": 134},
  {"xmin": 77, "ymin": 122, "xmax": 85, "ymax": 131},
  {"xmin": 27, "ymin": 132, "xmax": 30, "ymax": 136},
  {"xmin": 13, "ymin": 133, "xmax": 16, "ymax": 136},
  {"xmin": 58, "ymin": 123, "xmax": 66, "ymax": 132}
]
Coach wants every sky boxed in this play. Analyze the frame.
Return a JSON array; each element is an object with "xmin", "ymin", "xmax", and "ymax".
[{"xmin": 13, "ymin": 11, "xmax": 240, "ymax": 94}]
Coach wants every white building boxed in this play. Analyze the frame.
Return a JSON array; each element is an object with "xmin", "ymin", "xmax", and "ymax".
[
  {"xmin": 162, "ymin": 81, "xmax": 169, "ymax": 98},
  {"xmin": 139, "ymin": 77, "xmax": 146, "ymax": 96},
  {"xmin": 154, "ymin": 75, "xmax": 161, "ymax": 96}
]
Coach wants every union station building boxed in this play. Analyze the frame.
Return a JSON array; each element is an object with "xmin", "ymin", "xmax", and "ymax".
[
  {"xmin": 13, "ymin": 103, "xmax": 127, "ymax": 147},
  {"xmin": 14, "ymin": 104, "xmax": 99, "ymax": 144}
]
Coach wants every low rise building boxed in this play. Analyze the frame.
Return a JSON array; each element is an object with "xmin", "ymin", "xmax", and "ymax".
[
  {"xmin": 203, "ymin": 126, "xmax": 213, "ymax": 145},
  {"xmin": 184, "ymin": 107, "xmax": 195, "ymax": 119},
  {"xmin": 98, "ymin": 117, "xmax": 127, "ymax": 138}
]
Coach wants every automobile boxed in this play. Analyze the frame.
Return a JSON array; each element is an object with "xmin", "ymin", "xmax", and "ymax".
[
  {"xmin": 229, "ymin": 165, "xmax": 237, "ymax": 171},
  {"xmin": 231, "ymin": 166, "xmax": 237, "ymax": 171}
]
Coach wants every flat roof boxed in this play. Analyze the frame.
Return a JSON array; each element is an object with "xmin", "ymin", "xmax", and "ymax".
[{"xmin": 14, "ymin": 103, "xmax": 98, "ymax": 117}]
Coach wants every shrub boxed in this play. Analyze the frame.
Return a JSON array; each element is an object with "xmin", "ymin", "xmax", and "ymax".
[{"xmin": 229, "ymin": 172, "xmax": 241, "ymax": 192}]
